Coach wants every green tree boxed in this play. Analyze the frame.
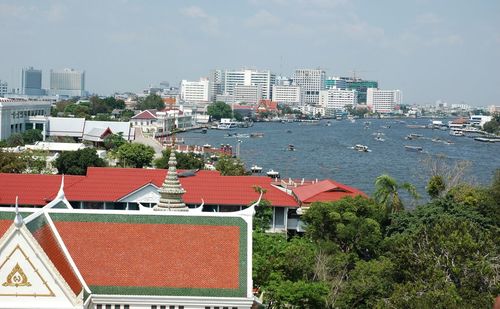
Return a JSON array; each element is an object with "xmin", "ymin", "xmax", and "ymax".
[
  {"xmin": 214, "ymin": 155, "xmax": 247, "ymax": 176},
  {"xmin": 374, "ymin": 174, "xmax": 419, "ymax": 213},
  {"xmin": 115, "ymin": 143, "xmax": 155, "ymax": 168},
  {"xmin": 0, "ymin": 150, "xmax": 27, "ymax": 173},
  {"xmin": 103, "ymin": 133, "xmax": 126, "ymax": 151},
  {"xmin": 6, "ymin": 133, "xmax": 24, "ymax": 146},
  {"xmin": 153, "ymin": 149, "xmax": 204, "ymax": 170},
  {"xmin": 427, "ymin": 174, "xmax": 446, "ymax": 199},
  {"xmin": 54, "ymin": 148, "xmax": 106, "ymax": 175},
  {"xmin": 120, "ymin": 109, "xmax": 135, "ymax": 121},
  {"xmin": 21, "ymin": 150, "xmax": 51, "ymax": 174},
  {"xmin": 483, "ymin": 114, "xmax": 500, "ymax": 134},
  {"xmin": 137, "ymin": 94, "xmax": 165, "ymax": 111},
  {"xmin": 21, "ymin": 129, "xmax": 43, "ymax": 144},
  {"xmin": 207, "ymin": 101, "xmax": 232, "ymax": 121}
]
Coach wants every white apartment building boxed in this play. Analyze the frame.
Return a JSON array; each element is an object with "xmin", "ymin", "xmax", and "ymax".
[
  {"xmin": 180, "ymin": 78, "xmax": 210, "ymax": 103},
  {"xmin": 234, "ymin": 84, "xmax": 262, "ymax": 105},
  {"xmin": 366, "ymin": 88, "xmax": 402, "ymax": 113},
  {"xmin": 0, "ymin": 80, "xmax": 7, "ymax": 97},
  {"xmin": 293, "ymin": 69, "xmax": 326, "ymax": 104},
  {"xmin": 224, "ymin": 69, "xmax": 275, "ymax": 100},
  {"xmin": 298, "ymin": 104, "xmax": 325, "ymax": 117},
  {"xmin": 319, "ymin": 88, "xmax": 358, "ymax": 110},
  {"xmin": 49, "ymin": 68, "xmax": 85, "ymax": 97},
  {"xmin": 272, "ymin": 85, "xmax": 301, "ymax": 106},
  {"xmin": 208, "ymin": 69, "xmax": 225, "ymax": 101}
]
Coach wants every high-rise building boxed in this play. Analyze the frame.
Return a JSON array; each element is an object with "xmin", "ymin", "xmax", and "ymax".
[
  {"xmin": 180, "ymin": 78, "xmax": 210, "ymax": 103},
  {"xmin": 49, "ymin": 68, "xmax": 85, "ymax": 97},
  {"xmin": 0, "ymin": 80, "xmax": 7, "ymax": 97},
  {"xmin": 366, "ymin": 88, "xmax": 402, "ymax": 113},
  {"xmin": 21, "ymin": 67, "xmax": 44, "ymax": 96},
  {"xmin": 208, "ymin": 69, "xmax": 225, "ymax": 101},
  {"xmin": 223, "ymin": 69, "xmax": 275, "ymax": 100},
  {"xmin": 343, "ymin": 78, "xmax": 378, "ymax": 103},
  {"xmin": 293, "ymin": 69, "xmax": 326, "ymax": 104},
  {"xmin": 325, "ymin": 77, "xmax": 348, "ymax": 89},
  {"xmin": 234, "ymin": 84, "xmax": 262, "ymax": 105},
  {"xmin": 272, "ymin": 85, "xmax": 301, "ymax": 106},
  {"xmin": 319, "ymin": 88, "xmax": 358, "ymax": 112}
]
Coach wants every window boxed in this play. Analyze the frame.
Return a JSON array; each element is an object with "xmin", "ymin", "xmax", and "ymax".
[
  {"xmin": 151, "ymin": 306, "xmax": 157, "ymax": 309},
  {"xmin": 160, "ymin": 306, "xmax": 166, "ymax": 309},
  {"xmin": 106, "ymin": 305, "xmax": 112, "ymax": 309},
  {"xmin": 96, "ymin": 306, "xmax": 102, "ymax": 309},
  {"xmin": 124, "ymin": 306, "xmax": 130, "ymax": 309},
  {"xmin": 115, "ymin": 305, "xmax": 120, "ymax": 309}
]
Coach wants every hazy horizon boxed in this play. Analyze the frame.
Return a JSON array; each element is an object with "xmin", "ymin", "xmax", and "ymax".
[{"xmin": 1, "ymin": 0, "xmax": 499, "ymax": 106}]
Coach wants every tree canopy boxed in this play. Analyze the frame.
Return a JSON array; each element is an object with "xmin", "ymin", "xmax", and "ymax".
[
  {"xmin": 214, "ymin": 155, "xmax": 248, "ymax": 176},
  {"xmin": 253, "ymin": 171, "xmax": 500, "ymax": 308},
  {"xmin": 207, "ymin": 101, "xmax": 232, "ymax": 121},
  {"xmin": 153, "ymin": 148, "xmax": 204, "ymax": 170},
  {"xmin": 115, "ymin": 142, "xmax": 155, "ymax": 168},
  {"xmin": 54, "ymin": 148, "xmax": 106, "ymax": 175},
  {"xmin": 137, "ymin": 94, "xmax": 165, "ymax": 111}
]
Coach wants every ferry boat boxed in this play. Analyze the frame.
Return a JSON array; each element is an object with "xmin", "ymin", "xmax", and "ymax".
[
  {"xmin": 404, "ymin": 145, "xmax": 423, "ymax": 152},
  {"xmin": 449, "ymin": 130, "xmax": 465, "ymax": 136},
  {"xmin": 250, "ymin": 132, "xmax": 264, "ymax": 138},
  {"xmin": 251, "ymin": 165, "xmax": 263, "ymax": 173},
  {"xmin": 405, "ymin": 133, "xmax": 423, "ymax": 140},
  {"xmin": 266, "ymin": 169, "xmax": 280, "ymax": 178}
]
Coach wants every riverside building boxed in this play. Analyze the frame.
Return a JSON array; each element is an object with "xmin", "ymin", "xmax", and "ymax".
[
  {"xmin": 0, "ymin": 80, "xmax": 7, "ymax": 97},
  {"xmin": 272, "ymin": 85, "xmax": 302, "ymax": 106},
  {"xmin": 223, "ymin": 69, "xmax": 275, "ymax": 100},
  {"xmin": 319, "ymin": 88, "xmax": 358, "ymax": 113},
  {"xmin": 180, "ymin": 78, "xmax": 210, "ymax": 103},
  {"xmin": 293, "ymin": 69, "xmax": 326, "ymax": 104},
  {"xmin": 366, "ymin": 88, "xmax": 402, "ymax": 114}
]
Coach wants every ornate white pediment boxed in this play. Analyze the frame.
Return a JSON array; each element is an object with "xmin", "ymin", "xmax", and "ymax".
[{"xmin": 0, "ymin": 224, "xmax": 82, "ymax": 308}]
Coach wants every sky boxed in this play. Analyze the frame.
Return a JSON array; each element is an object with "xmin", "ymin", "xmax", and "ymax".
[{"xmin": 0, "ymin": 0, "xmax": 499, "ymax": 106}]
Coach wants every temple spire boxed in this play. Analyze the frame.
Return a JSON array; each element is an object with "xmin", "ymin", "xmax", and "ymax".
[{"xmin": 154, "ymin": 150, "xmax": 188, "ymax": 211}]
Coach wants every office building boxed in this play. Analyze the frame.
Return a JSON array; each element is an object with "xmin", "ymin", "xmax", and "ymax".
[
  {"xmin": 224, "ymin": 69, "xmax": 275, "ymax": 100},
  {"xmin": 319, "ymin": 88, "xmax": 358, "ymax": 111},
  {"xmin": 272, "ymin": 85, "xmax": 301, "ymax": 106},
  {"xmin": 234, "ymin": 84, "xmax": 262, "ymax": 105},
  {"xmin": 21, "ymin": 67, "xmax": 44, "ymax": 96},
  {"xmin": 366, "ymin": 88, "xmax": 402, "ymax": 113},
  {"xmin": 49, "ymin": 68, "xmax": 85, "ymax": 97},
  {"xmin": 345, "ymin": 78, "xmax": 378, "ymax": 103},
  {"xmin": 325, "ymin": 77, "xmax": 348, "ymax": 89},
  {"xmin": 0, "ymin": 80, "xmax": 7, "ymax": 97},
  {"xmin": 293, "ymin": 69, "xmax": 326, "ymax": 104},
  {"xmin": 180, "ymin": 78, "xmax": 210, "ymax": 103},
  {"xmin": 208, "ymin": 69, "xmax": 225, "ymax": 101}
]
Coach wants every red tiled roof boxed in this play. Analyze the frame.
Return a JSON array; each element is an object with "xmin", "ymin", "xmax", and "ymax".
[
  {"xmin": 0, "ymin": 174, "xmax": 85, "ymax": 206},
  {"xmin": 0, "ymin": 168, "xmax": 298, "ymax": 207},
  {"xmin": 32, "ymin": 224, "xmax": 82, "ymax": 295},
  {"xmin": 53, "ymin": 219, "xmax": 240, "ymax": 289},
  {"xmin": 131, "ymin": 110, "xmax": 157, "ymax": 120},
  {"xmin": 292, "ymin": 179, "xmax": 366, "ymax": 204}
]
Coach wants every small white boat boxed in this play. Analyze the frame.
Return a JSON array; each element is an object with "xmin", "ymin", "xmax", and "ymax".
[
  {"xmin": 288, "ymin": 144, "xmax": 295, "ymax": 151},
  {"xmin": 251, "ymin": 165, "xmax": 263, "ymax": 173},
  {"xmin": 266, "ymin": 169, "xmax": 280, "ymax": 178},
  {"xmin": 352, "ymin": 144, "xmax": 370, "ymax": 152},
  {"xmin": 449, "ymin": 130, "xmax": 464, "ymax": 136},
  {"xmin": 202, "ymin": 144, "xmax": 212, "ymax": 148},
  {"xmin": 375, "ymin": 136, "xmax": 385, "ymax": 142}
]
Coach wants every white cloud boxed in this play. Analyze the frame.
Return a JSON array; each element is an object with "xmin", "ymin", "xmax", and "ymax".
[
  {"xmin": 180, "ymin": 5, "xmax": 220, "ymax": 35},
  {"xmin": 415, "ymin": 12, "xmax": 442, "ymax": 25},
  {"xmin": 245, "ymin": 10, "xmax": 281, "ymax": 28}
]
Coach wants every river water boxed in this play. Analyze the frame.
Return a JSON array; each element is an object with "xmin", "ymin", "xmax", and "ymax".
[{"xmin": 179, "ymin": 118, "xmax": 500, "ymax": 197}]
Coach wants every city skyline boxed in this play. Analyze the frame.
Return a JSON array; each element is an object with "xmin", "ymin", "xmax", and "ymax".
[{"xmin": 1, "ymin": 0, "xmax": 499, "ymax": 106}]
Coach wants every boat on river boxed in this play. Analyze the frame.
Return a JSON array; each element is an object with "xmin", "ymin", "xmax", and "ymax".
[
  {"xmin": 251, "ymin": 165, "xmax": 263, "ymax": 173},
  {"xmin": 266, "ymin": 169, "xmax": 280, "ymax": 178},
  {"xmin": 352, "ymin": 144, "xmax": 370, "ymax": 152},
  {"xmin": 405, "ymin": 145, "xmax": 423, "ymax": 152}
]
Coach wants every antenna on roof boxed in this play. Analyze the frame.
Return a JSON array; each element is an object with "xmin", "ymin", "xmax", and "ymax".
[{"xmin": 14, "ymin": 196, "xmax": 24, "ymax": 228}]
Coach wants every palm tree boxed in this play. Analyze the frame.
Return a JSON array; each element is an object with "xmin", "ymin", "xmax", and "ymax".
[{"xmin": 374, "ymin": 174, "xmax": 419, "ymax": 213}]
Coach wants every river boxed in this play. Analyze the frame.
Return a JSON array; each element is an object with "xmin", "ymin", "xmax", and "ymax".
[{"xmin": 179, "ymin": 118, "xmax": 500, "ymax": 197}]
